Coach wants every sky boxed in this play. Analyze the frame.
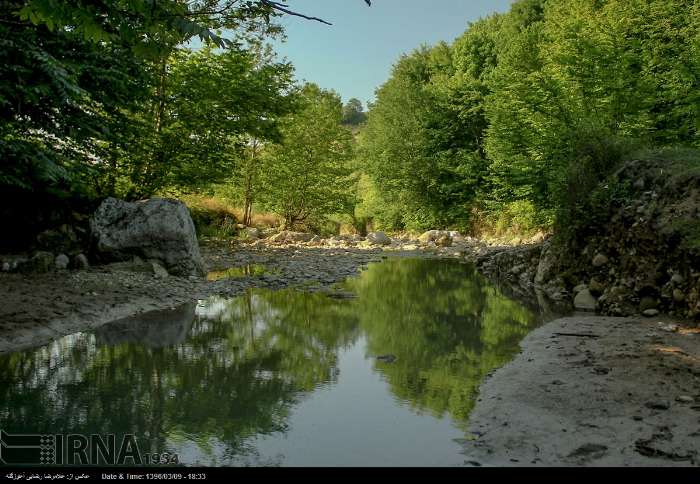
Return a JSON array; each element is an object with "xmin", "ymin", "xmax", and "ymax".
[{"xmin": 272, "ymin": 0, "xmax": 514, "ymax": 107}]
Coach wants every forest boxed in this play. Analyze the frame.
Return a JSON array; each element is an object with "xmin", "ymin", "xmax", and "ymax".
[{"xmin": 2, "ymin": 0, "xmax": 700, "ymax": 244}]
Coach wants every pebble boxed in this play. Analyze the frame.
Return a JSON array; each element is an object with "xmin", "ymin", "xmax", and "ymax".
[
  {"xmin": 645, "ymin": 400, "xmax": 671, "ymax": 410},
  {"xmin": 643, "ymin": 309, "xmax": 660, "ymax": 317},
  {"xmin": 676, "ymin": 396, "xmax": 695, "ymax": 404}
]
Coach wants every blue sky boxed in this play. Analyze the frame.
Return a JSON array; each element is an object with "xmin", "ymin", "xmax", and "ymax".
[{"xmin": 272, "ymin": 0, "xmax": 514, "ymax": 107}]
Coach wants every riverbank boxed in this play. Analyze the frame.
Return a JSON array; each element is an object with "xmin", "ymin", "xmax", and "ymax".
[
  {"xmin": 462, "ymin": 315, "xmax": 700, "ymax": 467},
  {"xmin": 1, "ymin": 237, "xmax": 699, "ymax": 467},
  {"xmin": 0, "ymin": 240, "xmax": 446, "ymax": 355}
]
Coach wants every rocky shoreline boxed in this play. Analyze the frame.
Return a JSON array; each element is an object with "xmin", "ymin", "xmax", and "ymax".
[{"xmin": 0, "ymin": 237, "xmax": 460, "ymax": 355}]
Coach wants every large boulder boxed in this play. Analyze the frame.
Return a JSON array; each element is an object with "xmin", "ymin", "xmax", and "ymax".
[
  {"xmin": 90, "ymin": 198, "xmax": 204, "ymax": 277},
  {"xmin": 366, "ymin": 231, "xmax": 392, "ymax": 246},
  {"xmin": 419, "ymin": 230, "xmax": 452, "ymax": 245}
]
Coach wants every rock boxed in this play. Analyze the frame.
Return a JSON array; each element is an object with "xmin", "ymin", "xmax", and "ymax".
[
  {"xmin": 25, "ymin": 251, "xmax": 54, "ymax": 273},
  {"xmin": 1, "ymin": 262, "xmax": 9, "ymax": 272},
  {"xmin": 54, "ymin": 254, "xmax": 70, "ymax": 270},
  {"xmin": 673, "ymin": 289, "xmax": 686, "ymax": 303},
  {"xmin": 36, "ymin": 224, "xmax": 79, "ymax": 253},
  {"xmin": 367, "ymin": 232, "xmax": 392, "ymax": 246},
  {"xmin": 436, "ymin": 235, "xmax": 453, "ymax": 247},
  {"xmin": 645, "ymin": 400, "xmax": 670, "ymax": 410},
  {"xmin": 535, "ymin": 242, "xmax": 557, "ymax": 286},
  {"xmin": 574, "ymin": 289, "xmax": 597, "ymax": 311},
  {"xmin": 90, "ymin": 198, "xmax": 204, "ymax": 277},
  {"xmin": 151, "ymin": 261, "xmax": 169, "ymax": 279},
  {"xmin": 418, "ymin": 230, "xmax": 452, "ymax": 245},
  {"xmin": 573, "ymin": 284, "xmax": 588, "ymax": 295},
  {"xmin": 268, "ymin": 231, "xmax": 314, "ymax": 243},
  {"xmin": 639, "ymin": 297, "xmax": 659, "ymax": 312},
  {"xmin": 671, "ymin": 273, "xmax": 684, "ymax": 285},
  {"xmin": 73, "ymin": 254, "xmax": 89, "ymax": 270},
  {"xmin": 244, "ymin": 227, "xmax": 260, "ymax": 240},
  {"xmin": 592, "ymin": 253, "xmax": 609, "ymax": 267},
  {"xmin": 642, "ymin": 309, "xmax": 660, "ymax": 317},
  {"xmin": 528, "ymin": 232, "xmax": 544, "ymax": 244},
  {"xmin": 589, "ymin": 278, "xmax": 606, "ymax": 296},
  {"xmin": 676, "ymin": 396, "xmax": 695, "ymax": 404}
]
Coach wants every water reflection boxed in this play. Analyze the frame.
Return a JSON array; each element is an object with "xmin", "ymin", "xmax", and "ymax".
[
  {"xmin": 207, "ymin": 264, "xmax": 271, "ymax": 281},
  {"xmin": 0, "ymin": 259, "xmax": 546, "ymax": 466}
]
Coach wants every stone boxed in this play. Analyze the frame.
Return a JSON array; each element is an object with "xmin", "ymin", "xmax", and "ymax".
[
  {"xmin": 268, "ymin": 231, "xmax": 314, "ymax": 243},
  {"xmin": 1, "ymin": 262, "xmax": 9, "ymax": 272},
  {"xmin": 418, "ymin": 230, "xmax": 451, "ymax": 245},
  {"xmin": 73, "ymin": 254, "xmax": 89, "ymax": 270},
  {"xmin": 535, "ymin": 242, "xmax": 557, "ymax": 286},
  {"xmin": 639, "ymin": 297, "xmax": 659, "ymax": 312},
  {"xmin": 645, "ymin": 400, "xmax": 670, "ymax": 410},
  {"xmin": 366, "ymin": 232, "xmax": 392, "ymax": 246},
  {"xmin": 36, "ymin": 224, "xmax": 79, "ymax": 253},
  {"xmin": 671, "ymin": 273, "xmax": 685, "ymax": 285},
  {"xmin": 151, "ymin": 261, "xmax": 169, "ymax": 279},
  {"xmin": 592, "ymin": 253, "xmax": 609, "ymax": 267},
  {"xmin": 574, "ymin": 289, "xmax": 597, "ymax": 311},
  {"xmin": 589, "ymin": 278, "xmax": 606, "ymax": 296},
  {"xmin": 436, "ymin": 235, "xmax": 453, "ymax": 247},
  {"xmin": 26, "ymin": 251, "xmax": 54, "ymax": 273},
  {"xmin": 573, "ymin": 284, "xmax": 588, "ymax": 295},
  {"xmin": 244, "ymin": 227, "xmax": 260, "ymax": 240},
  {"xmin": 55, "ymin": 254, "xmax": 70, "ymax": 270},
  {"xmin": 90, "ymin": 198, "xmax": 204, "ymax": 277},
  {"xmin": 673, "ymin": 289, "xmax": 686, "ymax": 303},
  {"xmin": 676, "ymin": 396, "xmax": 695, "ymax": 404},
  {"xmin": 642, "ymin": 309, "xmax": 660, "ymax": 317}
]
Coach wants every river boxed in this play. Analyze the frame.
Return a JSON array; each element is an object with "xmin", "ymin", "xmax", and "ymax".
[{"xmin": 0, "ymin": 258, "xmax": 551, "ymax": 467}]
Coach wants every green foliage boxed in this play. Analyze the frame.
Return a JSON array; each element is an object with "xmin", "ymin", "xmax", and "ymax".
[
  {"xmin": 358, "ymin": 42, "xmax": 488, "ymax": 231},
  {"xmin": 114, "ymin": 45, "xmax": 295, "ymax": 199},
  {"xmin": 258, "ymin": 84, "xmax": 355, "ymax": 229},
  {"xmin": 358, "ymin": 0, "xmax": 700, "ymax": 235},
  {"xmin": 342, "ymin": 98, "xmax": 367, "ymax": 126}
]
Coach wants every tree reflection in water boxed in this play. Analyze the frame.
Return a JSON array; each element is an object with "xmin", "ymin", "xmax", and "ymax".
[{"xmin": 0, "ymin": 259, "xmax": 542, "ymax": 465}]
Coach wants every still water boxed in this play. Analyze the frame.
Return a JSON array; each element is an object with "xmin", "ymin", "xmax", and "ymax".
[{"xmin": 0, "ymin": 259, "xmax": 547, "ymax": 467}]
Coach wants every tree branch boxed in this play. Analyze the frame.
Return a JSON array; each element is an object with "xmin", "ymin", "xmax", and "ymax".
[{"xmin": 260, "ymin": 0, "xmax": 371, "ymax": 26}]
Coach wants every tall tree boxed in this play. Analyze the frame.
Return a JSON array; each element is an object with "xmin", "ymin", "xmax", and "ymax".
[
  {"xmin": 342, "ymin": 98, "xmax": 367, "ymax": 126},
  {"xmin": 259, "ymin": 84, "xmax": 354, "ymax": 229}
]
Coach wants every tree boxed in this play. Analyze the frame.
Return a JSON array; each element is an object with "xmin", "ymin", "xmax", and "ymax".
[
  {"xmin": 342, "ymin": 98, "xmax": 367, "ymax": 126},
  {"xmin": 358, "ymin": 42, "xmax": 488, "ymax": 231},
  {"xmin": 116, "ymin": 44, "xmax": 296, "ymax": 199},
  {"xmin": 259, "ymin": 84, "xmax": 354, "ymax": 229}
]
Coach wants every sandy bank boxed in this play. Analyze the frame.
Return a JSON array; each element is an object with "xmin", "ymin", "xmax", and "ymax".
[{"xmin": 462, "ymin": 315, "xmax": 700, "ymax": 467}]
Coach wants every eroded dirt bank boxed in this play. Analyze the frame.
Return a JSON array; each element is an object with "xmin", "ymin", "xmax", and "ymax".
[{"xmin": 462, "ymin": 315, "xmax": 700, "ymax": 467}]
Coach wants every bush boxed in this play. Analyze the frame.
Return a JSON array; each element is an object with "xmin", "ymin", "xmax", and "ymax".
[
  {"xmin": 555, "ymin": 135, "xmax": 643, "ymax": 240},
  {"xmin": 184, "ymin": 196, "xmax": 239, "ymax": 238}
]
